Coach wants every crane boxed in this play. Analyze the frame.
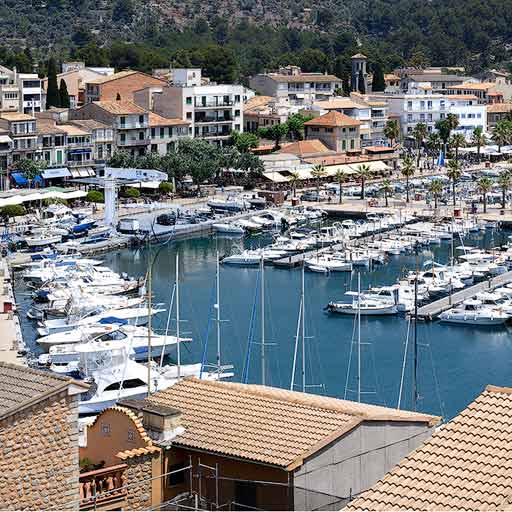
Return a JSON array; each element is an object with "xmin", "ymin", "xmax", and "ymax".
[{"xmin": 103, "ymin": 167, "xmax": 167, "ymax": 227}]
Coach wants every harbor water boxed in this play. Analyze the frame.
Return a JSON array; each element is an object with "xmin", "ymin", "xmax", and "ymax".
[{"xmin": 16, "ymin": 226, "xmax": 512, "ymax": 421}]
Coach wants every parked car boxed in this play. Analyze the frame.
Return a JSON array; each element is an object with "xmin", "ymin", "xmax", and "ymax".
[
  {"xmin": 300, "ymin": 191, "xmax": 323, "ymax": 202},
  {"xmin": 156, "ymin": 213, "xmax": 177, "ymax": 226}
]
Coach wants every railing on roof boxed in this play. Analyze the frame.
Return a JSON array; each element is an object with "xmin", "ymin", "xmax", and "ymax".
[{"xmin": 79, "ymin": 463, "xmax": 128, "ymax": 510}]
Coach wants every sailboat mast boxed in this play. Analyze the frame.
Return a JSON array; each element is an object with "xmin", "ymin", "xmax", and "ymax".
[
  {"xmin": 147, "ymin": 262, "xmax": 152, "ymax": 398},
  {"xmin": 357, "ymin": 272, "xmax": 361, "ymax": 403},
  {"xmin": 413, "ymin": 271, "xmax": 418, "ymax": 411},
  {"xmin": 301, "ymin": 264, "xmax": 306, "ymax": 393},
  {"xmin": 176, "ymin": 252, "xmax": 181, "ymax": 380},
  {"xmin": 260, "ymin": 256, "xmax": 266, "ymax": 386},
  {"xmin": 216, "ymin": 251, "xmax": 221, "ymax": 376}
]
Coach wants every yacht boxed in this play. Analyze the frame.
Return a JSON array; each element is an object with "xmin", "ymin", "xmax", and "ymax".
[
  {"xmin": 439, "ymin": 299, "xmax": 510, "ymax": 325},
  {"xmin": 305, "ymin": 255, "xmax": 352, "ymax": 272},
  {"xmin": 327, "ymin": 296, "xmax": 399, "ymax": 315}
]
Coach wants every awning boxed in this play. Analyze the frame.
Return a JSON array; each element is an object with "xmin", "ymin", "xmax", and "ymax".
[
  {"xmin": 42, "ymin": 168, "xmax": 71, "ymax": 179},
  {"xmin": 262, "ymin": 171, "xmax": 290, "ymax": 183},
  {"xmin": 128, "ymin": 180, "xmax": 162, "ymax": 189},
  {"xmin": 70, "ymin": 169, "xmax": 82, "ymax": 178},
  {"xmin": 0, "ymin": 135, "xmax": 12, "ymax": 144},
  {"xmin": 325, "ymin": 164, "xmax": 358, "ymax": 176},
  {"xmin": 11, "ymin": 173, "xmax": 28, "ymax": 186}
]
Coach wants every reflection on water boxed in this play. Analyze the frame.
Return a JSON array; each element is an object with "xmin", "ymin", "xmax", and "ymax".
[{"xmin": 16, "ymin": 227, "xmax": 512, "ymax": 420}]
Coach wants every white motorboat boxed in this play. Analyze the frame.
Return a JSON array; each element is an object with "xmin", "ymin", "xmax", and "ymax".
[
  {"xmin": 327, "ymin": 297, "xmax": 399, "ymax": 315},
  {"xmin": 25, "ymin": 232, "xmax": 64, "ymax": 248},
  {"xmin": 237, "ymin": 218, "xmax": 262, "ymax": 233},
  {"xmin": 37, "ymin": 325, "xmax": 189, "ymax": 373},
  {"xmin": 439, "ymin": 299, "xmax": 510, "ymax": 325},
  {"xmin": 250, "ymin": 216, "xmax": 274, "ymax": 228},
  {"xmin": 212, "ymin": 223, "xmax": 245, "ymax": 235},
  {"xmin": 305, "ymin": 255, "xmax": 352, "ymax": 272},
  {"xmin": 207, "ymin": 196, "xmax": 249, "ymax": 212},
  {"xmin": 37, "ymin": 324, "xmax": 124, "ymax": 351},
  {"xmin": 222, "ymin": 250, "xmax": 261, "ymax": 266},
  {"xmin": 36, "ymin": 306, "xmax": 165, "ymax": 337}
]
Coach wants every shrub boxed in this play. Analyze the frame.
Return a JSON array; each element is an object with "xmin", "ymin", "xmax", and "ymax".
[
  {"xmin": 124, "ymin": 187, "xmax": 141, "ymax": 199},
  {"xmin": 85, "ymin": 190, "xmax": 104, "ymax": 203},
  {"xmin": 158, "ymin": 181, "xmax": 173, "ymax": 195},
  {"xmin": 1, "ymin": 204, "xmax": 26, "ymax": 218}
]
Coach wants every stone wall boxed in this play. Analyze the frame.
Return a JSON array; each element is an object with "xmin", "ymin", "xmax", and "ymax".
[
  {"xmin": 125, "ymin": 452, "xmax": 159, "ymax": 510},
  {"xmin": 0, "ymin": 391, "xmax": 80, "ymax": 510}
]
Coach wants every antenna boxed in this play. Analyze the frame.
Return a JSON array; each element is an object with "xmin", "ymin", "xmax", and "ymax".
[
  {"xmin": 357, "ymin": 272, "xmax": 361, "ymax": 403},
  {"xmin": 176, "ymin": 252, "xmax": 181, "ymax": 381},
  {"xmin": 216, "ymin": 251, "xmax": 221, "ymax": 377},
  {"xmin": 260, "ymin": 256, "xmax": 266, "ymax": 386},
  {"xmin": 301, "ymin": 263, "xmax": 306, "ymax": 393}
]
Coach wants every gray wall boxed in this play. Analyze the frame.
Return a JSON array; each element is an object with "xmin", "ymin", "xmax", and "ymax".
[
  {"xmin": 248, "ymin": 76, "xmax": 279, "ymax": 98},
  {"xmin": 293, "ymin": 420, "xmax": 434, "ymax": 511}
]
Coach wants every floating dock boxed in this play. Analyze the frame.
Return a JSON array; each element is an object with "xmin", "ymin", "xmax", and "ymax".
[{"xmin": 416, "ymin": 270, "xmax": 512, "ymax": 321}]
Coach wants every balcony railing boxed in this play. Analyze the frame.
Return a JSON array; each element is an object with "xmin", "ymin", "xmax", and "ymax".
[
  {"xmin": 118, "ymin": 138, "xmax": 150, "ymax": 147},
  {"xmin": 194, "ymin": 100, "xmax": 233, "ymax": 108},
  {"xmin": 79, "ymin": 464, "xmax": 128, "ymax": 511}
]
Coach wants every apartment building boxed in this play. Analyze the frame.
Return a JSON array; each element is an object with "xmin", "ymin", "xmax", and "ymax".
[
  {"xmin": 446, "ymin": 95, "xmax": 487, "ymax": 135},
  {"xmin": 446, "ymin": 82, "xmax": 503, "ymax": 104},
  {"xmin": 148, "ymin": 112, "xmax": 189, "ymax": 155},
  {"xmin": 36, "ymin": 118, "xmax": 67, "ymax": 167},
  {"xmin": 0, "ymin": 112, "xmax": 38, "ymax": 162},
  {"xmin": 313, "ymin": 95, "xmax": 389, "ymax": 147},
  {"xmin": 0, "ymin": 67, "xmax": 43, "ymax": 114},
  {"xmin": 84, "ymin": 70, "xmax": 167, "ymax": 104},
  {"xmin": 249, "ymin": 66, "xmax": 342, "ymax": 106},
  {"xmin": 0, "ymin": 130, "xmax": 12, "ymax": 170},
  {"xmin": 399, "ymin": 73, "xmax": 473, "ymax": 94},
  {"xmin": 136, "ymin": 68, "xmax": 244, "ymax": 146},
  {"xmin": 487, "ymin": 103, "xmax": 512, "ymax": 131},
  {"xmin": 304, "ymin": 111, "xmax": 361, "ymax": 153},
  {"xmin": 243, "ymin": 95, "xmax": 289, "ymax": 132},
  {"xmin": 69, "ymin": 119, "xmax": 114, "ymax": 162}
]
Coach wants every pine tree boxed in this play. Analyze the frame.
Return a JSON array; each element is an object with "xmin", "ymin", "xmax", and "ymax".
[
  {"xmin": 59, "ymin": 79, "xmax": 70, "ymax": 108},
  {"xmin": 46, "ymin": 57, "xmax": 60, "ymax": 109},
  {"xmin": 372, "ymin": 62, "xmax": 385, "ymax": 92},
  {"xmin": 358, "ymin": 68, "xmax": 366, "ymax": 94}
]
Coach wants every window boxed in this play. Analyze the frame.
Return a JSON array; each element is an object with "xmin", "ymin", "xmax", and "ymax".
[
  {"xmin": 234, "ymin": 95, "xmax": 240, "ymax": 103},
  {"xmin": 420, "ymin": 101, "xmax": 425, "ymax": 109},
  {"xmin": 120, "ymin": 116, "xmax": 126, "ymax": 127},
  {"xmin": 186, "ymin": 97, "xmax": 192, "ymax": 105},
  {"xmin": 477, "ymin": 113, "xmax": 482, "ymax": 118},
  {"xmin": 350, "ymin": 139, "xmax": 355, "ymax": 150},
  {"xmin": 160, "ymin": 128, "xmax": 165, "ymax": 139},
  {"xmin": 127, "ymin": 429, "xmax": 136, "ymax": 442},
  {"xmin": 104, "ymin": 379, "xmax": 146, "ymax": 391},
  {"xmin": 120, "ymin": 133, "xmax": 126, "ymax": 143},
  {"xmin": 186, "ymin": 112, "xmax": 192, "ymax": 120},
  {"xmin": 235, "ymin": 481, "xmax": 257, "ymax": 510},
  {"xmin": 342, "ymin": 139, "xmax": 346, "ymax": 151},
  {"xmin": 167, "ymin": 463, "xmax": 186, "ymax": 486},
  {"xmin": 407, "ymin": 101, "xmax": 413, "ymax": 110},
  {"xmin": 139, "ymin": 115, "xmax": 144, "ymax": 125},
  {"xmin": 235, "ymin": 110, "xmax": 240, "ymax": 117},
  {"xmin": 151, "ymin": 144, "xmax": 157, "ymax": 153},
  {"xmin": 101, "ymin": 422, "xmax": 111, "ymax": 435},
  {"xmin": 56, "ymin": 150, "xmax": 62, "ymax": 164},
  {"xmin": 427, "ymin": 101, "xmax": 432, "ymax": 110},
  {"xmin": 98, "ymin": 145, "xmax": 103, "ymax": 159},
  {"xmin": 420, "ymin": 114, "xmax": 425, "ymax": 121},
  {"xmin": 311, "ymin": 127, "xmax": 319, "ymax": 132},
  {"xmin": 151, "ymin": 128, "xmax": 156, "ymax": 138},
  {"xmin": 428, "ymin": 114, "xmax": 432, "ymax": 122},
  {"xmin": 139, "ymin": 131, "xmax": 145, "ymax": 140}
]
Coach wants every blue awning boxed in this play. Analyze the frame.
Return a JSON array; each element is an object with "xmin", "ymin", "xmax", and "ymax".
[
  {"xmin": 11, "ymin": 173, "xmax": 28, "ymax": 186},
  {"xmin": 42, "ymin": 167, "xmax": 71, "ymax": 179}
]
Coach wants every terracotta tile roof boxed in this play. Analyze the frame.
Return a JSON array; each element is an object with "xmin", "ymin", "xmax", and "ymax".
[
  {"xmin": 70, "ymin": 119, "xmax": 110, "ymax": 130},
  {"xmin": 36, "ymin": 119, "xmax": 67, "ymax": 135},
  {"xmin": 488, "ymin": 103, "xmax": 512, "ymax": 113},
  {"xmin": 345, "ymin": 385, "xmax": 512, "ymax": 511},
  {"xmin": 446, "ymin": 94, "xmax": 479, "ymax": 100},
  {"xmin": 147, "ymin": 378, "xmax": 438, "ymax": 469},
  {"xmin": 305, "ymin": 111, "xmax": 361, "ymax": 128},
  {"xmin": 0, "ymin": 112, "xmax": 35, "ymax": 121},
  {"xmin": 244, "ymin": 95, "xmax": 274, "ymax": 112},
  {"xmin": 447, "ymin": 82, "xmax": 497, "ymax": 91},
  {"xmin": 0, "ymin": 362, "xmax": 87, "ymax": 421},
  {"xmin": 93, "ymin": 100, "xmax": 147, "ymax": 115},
  {"xmin": 280, "ymin": 139, "xmax": 334, "ymax": 157},
  {"xmin": 59, "ymin": 124, "xmax": 91, "ymax": 136},
  {"xmin": 265, "ymin": 73, "xmax": 341, "ymax": 84},
  {"xmin": 148, "ymin": 112, "xmax": 188, "ymax": 127},
  {"xmin": 86, "ymin": 70, "xmax": 138, "ymax": 85},
  {"xmin": 315, "ymin": 98, "xmax": 367, "ymax": 110}
]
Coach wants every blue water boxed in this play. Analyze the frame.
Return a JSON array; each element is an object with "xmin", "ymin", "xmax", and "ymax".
[{"xmin": 16, "ymin": 227, "xmax": 512, "ymax": 421}]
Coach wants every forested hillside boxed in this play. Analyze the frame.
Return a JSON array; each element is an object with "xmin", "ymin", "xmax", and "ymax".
[{"xmin": 1, "ymin": 0, "xmax": 512, "ymax": 80}]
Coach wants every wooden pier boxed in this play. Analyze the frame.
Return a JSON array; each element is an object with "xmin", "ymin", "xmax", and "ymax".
[{"xmin": 416, "ymin": 270, "xmax": 512, "ymax": 321}]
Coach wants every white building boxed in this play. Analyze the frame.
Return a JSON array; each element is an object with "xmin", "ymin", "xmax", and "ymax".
[
  {"xmin": 134, "ymin": 68, "xmax": 244, "ymax": 146},
  {"xmin": 249, "ymin": 66, "xmax": 342, "ymax": 107},
  {"xmin": 371, "ymin": 82, "xmax": 487, "ymax": 138},
  {"xmin": 16, "ymin": 73, "xmax": 43, "ymax": 115}
]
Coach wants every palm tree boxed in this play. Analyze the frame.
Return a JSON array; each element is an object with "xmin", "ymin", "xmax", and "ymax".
[
  {"xmin": 334, "ymin": 169, "xmax": 348, "ymax": 204},
  {"xmin": 497, "ymin": 170, "xmax": 512, "ymax": 209},
  {"xmin": 477, "ymin": 176, "xmax": 493, "ymax": 213},
  {"xmin": 492, "ymin": 121, "xmax": 511, "ymax": 153},
  {"xmin": 429, "ymin": 179, "xmax": 443, "ymax": 209},
  {"xmin": 357, "ymin": 164, "xmax": 372, "ymax": 200},
  {"xmin": 412, "ymin": 123, "xmax": 427, "ymax": 167},
  {"xmin": 381, "ymin": 179, "xmax": 393, "ymax": 207},
  {"xmin": 472, "ymin": 127, "xmax": 487, "ymax": 163},
  {"xmin": 310, "ymin": 164, "xmax": 327, "ymax": 197},
  {"xmin": 289, "ymin": 171, "xmax": 300, "ymax": 198},
  {"xmin": 450, "ymin": 133, "xmax": 466, "ymax": 164},
  {"xmin": 426, "ymin": 132, "xmax": 442, "ymax": 166},
  {"xmin": 400, "ymin": 156, "xmax": 415, "ymax": 203},
  {"xmin": 384, "ymin": 119, "xmax": 400, "ymax": 147},
  {"xmin": 446, "ymin": 160, "xmax": 462, "ymax": 207},
  {"xmin": 446, "ymin": 113, "xmax": 460, "ymax": 132}
]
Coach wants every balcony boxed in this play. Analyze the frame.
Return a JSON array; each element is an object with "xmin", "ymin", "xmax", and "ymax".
[
  {"xmin": 118, "ymin": 138, "xmax": 150, "ymax": 147},
  {"xmin": 118, "ymin": 123, "xmax": 148, "ymax": 129},
  {"xmin": 195, "ymin": 114, "xmax": 232, "ymax": 123},
  {"xmin": 79, "ymin": 464, "xmax": 128, "ymax": 511},
  {"xmin": 194, "ymin": 100, "xmax": 233, "ymax": 108}
]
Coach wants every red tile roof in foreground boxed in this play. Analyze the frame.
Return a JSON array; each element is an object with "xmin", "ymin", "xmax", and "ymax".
[
  {"xmin": 345, "ymin": 385, "xmax": 512, "ymax": 511},
  {"xmin": 147, "ymin": 377, "xmax": 438, "ymax": 469},
  {"xmin": 305, "ymin": 111, "xmax": 361, "ymax": 128}
]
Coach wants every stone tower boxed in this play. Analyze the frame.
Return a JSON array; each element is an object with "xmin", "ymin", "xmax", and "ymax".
[{"xmin": 351, "ymin": 53, "xmax": 368, "ymax": 92}]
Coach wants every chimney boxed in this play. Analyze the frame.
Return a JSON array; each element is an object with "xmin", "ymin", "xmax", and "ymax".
[{"xmin": 118, "ymin": 399, "xmax": 184, "ymax": 443}]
